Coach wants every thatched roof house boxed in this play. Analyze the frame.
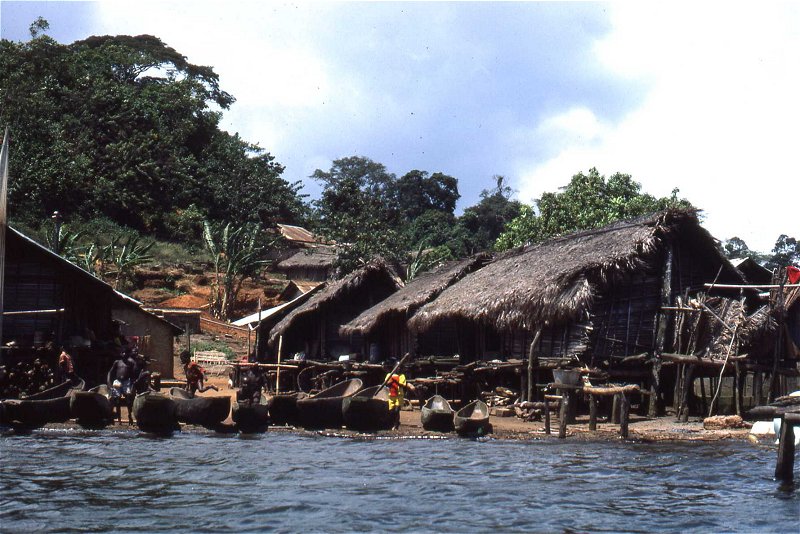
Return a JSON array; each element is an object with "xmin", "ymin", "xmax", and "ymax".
[
  {"xmin": 338, "ymin": 254, "xmax": 490, "ymax": 360},
  {"xmin": 408, "ymin": 209, "xmax": 744, "ymax": 363},
  {"xmin": 277, "ymin": 245, "xmax": 338, "ymax": 282},
  {"xmin": 267, "ymin": 259, "xmax": 403, "ymax": 360}
]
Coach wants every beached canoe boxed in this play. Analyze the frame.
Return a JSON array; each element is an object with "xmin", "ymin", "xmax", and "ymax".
[
  {"xmin": 23, "ymin": 377, "xmax": 85, "ymax": 400},
  {"xmin": 297, "ymin": 379, "xmax": 363, "ymax": 429},
  {"xmin": 232, "ymin": 394, "xmax": 270, "ymax": 433},
  {"xmin": 1, "ymin": 395, "xmax": 73, "ymax": 429},
  {"xmin": 168, "ymin": 387, "xmax": 231, "ymax": 428},
  {"xmin": 132, "ymin": 392, "xmax": 178, "ymax": 434},
  {"xmin": 342, "ymin": 385, "xmax": 393, "ymax": 432},
  {"xmin": 421, "ymin": 395, "xmax": 455, "ymax": 432},
  {"xmin": 454, "ymin": 400, "xmax": 491, "ymax": 436},
  {"xmin": 266, "ymin": 392, "xmax": 308, "ymax": 426},
  {"xmin": 70, "ymin": 385, "xmax": 114, "ymax": 428}
]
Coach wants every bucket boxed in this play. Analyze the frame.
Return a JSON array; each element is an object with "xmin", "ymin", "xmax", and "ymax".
[{"xmin": 553, "ymin": 369, "xmax": 581, "ymax": 385}]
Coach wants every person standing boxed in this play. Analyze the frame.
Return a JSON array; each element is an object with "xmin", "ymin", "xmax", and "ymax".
[
  {"xmin": 383, "ymin": 356, "xmax": 415, "ymax": 429},
  {"xmin": 58, "ymin": 348, "xmax": 75, "ymax": 383}
]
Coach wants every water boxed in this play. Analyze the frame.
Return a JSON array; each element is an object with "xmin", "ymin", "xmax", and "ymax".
[{"xmin": 1, "ymin": 429, "xmax": 797, "ymax": 533}]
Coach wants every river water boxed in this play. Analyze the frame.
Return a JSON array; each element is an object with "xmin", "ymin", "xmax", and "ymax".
[{"xmin": 0, "ymin": 428, "xmax": 797, "ymax": 533}]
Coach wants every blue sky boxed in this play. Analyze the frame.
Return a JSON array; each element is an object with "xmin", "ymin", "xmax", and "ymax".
[{"xmin": 2, "ymin": 1, "xmax": 798, "ymax": 253}]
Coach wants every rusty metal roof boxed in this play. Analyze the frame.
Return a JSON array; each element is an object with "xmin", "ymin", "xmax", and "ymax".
[{"xmin": 277, "ymin": 224, "xmax": 320, "ymax": 244}]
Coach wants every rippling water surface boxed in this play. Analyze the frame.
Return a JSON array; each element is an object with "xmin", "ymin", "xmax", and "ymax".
[{"xmin": 1, "ymin": 428, "xmax": 797, "ymax": 532}]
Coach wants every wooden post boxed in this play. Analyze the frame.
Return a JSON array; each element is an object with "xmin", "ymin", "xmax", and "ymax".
[
  {"xmin": 679, "ymin": 364, "xmax": 695, "ymax": 423},
  {"xmin": 650, "ymin": 245, "xmax": 673, "ymax": 417},
  {"xmin": 767, "ymin": 278, "xmax": 785, "ymax": 403},
  {"xmin": 673, "ymin": 363, "xmax": 683, "ymax": 413},
  {"xmin": 775, "ymin": 414, "xmax": 798, "ymax": 482},
  {"xmin": 611, "ymin": 394, "xmax": 620, "ymax": 424},
  {"xmin": 619, "ymin": 393, "xmax": 630, "ymax": 439},
  {"xmin": 699, "ymin": 374, "xmax": 708, "ymax": 415},
  {"xmin": 527, "ymin": 329, "xmax": 542, "ymax": 404},
  {"xmin": 544, "ymin": 398, "xmax": 551, "ymax": 435},
  {"xmin": 589, "ymin": 394, "xmax": 598, "ymax": 431},
  {"xmin": 734, "ymin": 363, "xmax": 744, "ymax": 417},
  {"xmin": 753, "ymin": 371, "xmax": 763, "ymax": 406},
  {"xmin": 276, "ymin": 335, "xmax": 283, "ymax": 394},
  {"xmin": 558, "ymin": 391, "xmax": 570, "ymax": 439}
]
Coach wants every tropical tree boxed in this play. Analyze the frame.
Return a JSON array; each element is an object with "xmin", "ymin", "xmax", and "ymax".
[
  {"xmin": 764, "ymin": 235, "xmax": 800, "ymax": 271},
  {"xmin": 495, "ymin": 168, "xmax": 691, "ymax": 250},
  {"xmin": 203, "ymin": 221, "xmax": 271, "ymax": 320},
  {"xmin": 457, "ymin": 175, "xmax": 523, "ymax": 254}
]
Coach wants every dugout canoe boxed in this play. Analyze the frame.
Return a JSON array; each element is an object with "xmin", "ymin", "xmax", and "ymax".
[
  {"xmin": 421, "ymin": 395, "xmax": 455, "ymax": 432},
  {"xmin": 232, "ymin": 394, "xmax": 270, "ymax": 433},
  {"xmin": 70, "ymin": 385, "xmax": 113, "ymax": 428},
  {"xmin": 23, "ymin": 377, "xmax": 85, "ymax": 400},
  {"xmin": 132, "ymin": 391, "xmax": 178, "ymax": 434},
  {"xmin": 168, "ymin": 387, "xmax": 231, "ymax": 428},
  {"xmin": 266, "ymin": 392, "xmax": 308, "ymax": 426},
  {"xmin": 1, "ymin": 395, "xmax": 72, "ymax": 429},
  {"xmin": 297, "ymin": 379, "xmax": 363, "ymax": 429},
  {"xmin": 454, "ymin": 400, "xmax": 491, "ymax": 436},
  {"xmin": 342, "ymin": 385, "xmax": 393, "ymax": 432}
]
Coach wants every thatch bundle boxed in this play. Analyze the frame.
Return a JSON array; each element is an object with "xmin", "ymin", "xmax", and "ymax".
[
  {"xmin": 339, "ymin": 253, "xmax": 490, "ymax": 336},
  {"xmin": 409, "ymin": 209, "xmax": 724, "ymax": 332},
  {"xmin": 268, "ymin": 258, "xmax": 403, "ymax": 345}
]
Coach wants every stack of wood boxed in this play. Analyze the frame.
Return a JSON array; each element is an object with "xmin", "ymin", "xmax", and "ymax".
[
  {"xmin": 481, "ymin": 386, "xmax": 518, "ymax": 407},
  {"xmin": 513, "ymin": 400, "xmax": 561, "ymax": 421}
]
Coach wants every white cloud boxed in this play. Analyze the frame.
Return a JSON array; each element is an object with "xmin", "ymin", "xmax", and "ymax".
[{"xmin": 516, "ymin": 2, "xmax": 800, "ymax": 253}]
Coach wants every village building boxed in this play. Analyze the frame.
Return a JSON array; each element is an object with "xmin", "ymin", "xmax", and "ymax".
[
  {"xmin": 340, "ymin": 253, "xmax": 491, "ymax": 361},
  {"xmin": 402, "ymin": 209, "xmax": 795, "ymax": 415},
  {"xmin": 1, "ymin": 226, "xmax": 181, "ymax": 383},
  {"xmin": 267, "ymin": 259, "xmax": 403, "ymax": 361},
  {"xmin": 277, "ymin": 246, "xmax": 338, "ymax": 282}
]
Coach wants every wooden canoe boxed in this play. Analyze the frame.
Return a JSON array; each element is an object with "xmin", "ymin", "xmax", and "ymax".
[
  {"xmin": 421, "ymin": 395, "xmax": 455, "ymax": 432},
  {"xmin": 297, "ymin": 379, "xmax": 363, "ymax": 429},
  {"xmin": 1, "ymin": 395, "xmax": 72, "ymax": 429},
  {"xmin": 23, "ymin": 377, "xmax": 85, "ymax": 400},
  {"xmin": 132, "ymin": 392, "xmax": 178, "ymax": 434},
  {"xmin": 342, "ymin": 385, "xmax": 393, "ymax": 432},
  {"xmin": 266, "ymin": 392, "xmax": 308, "ymax": 426},
  {"xmin": 454, "ymin": 400, "xmax": 491, "ymax": 436},
  {"xmin": 232, "ymin": 394, "xmax": 270, "ymax": 433},
  {"xmin": 168, "ymin": 387, "xmax": 231, "ymax": 428},
  {"xmin": 70, "ymin": 385, "xmax": 113, "ymax": 428}
]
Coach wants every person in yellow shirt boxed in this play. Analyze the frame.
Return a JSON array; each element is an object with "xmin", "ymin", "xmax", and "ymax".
[{"xmin": 383, "ymin": 358, "xmax": 415, "ymax": 429}]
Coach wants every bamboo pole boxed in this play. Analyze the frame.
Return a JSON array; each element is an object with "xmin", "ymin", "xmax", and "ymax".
[
  {"xmin": 276, "ymin": 335, "xmax": 283, "ymax": 394},
  {"xmin": 709, "ymin": 324, "xmax": 739, "ymax": 417},
  {"xmin": 526, "ymin": 328, "xmax": 542, "ymax": 403}
]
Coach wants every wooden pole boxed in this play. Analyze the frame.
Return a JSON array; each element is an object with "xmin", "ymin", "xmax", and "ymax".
[
  {"xmin": 558, "ymin": 392, "xmax": 569, "ymax": 439},
  {"xmin": 679, "ymin": 364, "xmax": 695, "ymax": 422},
  {"xmin": 544, "ymin": 399, "xmax": 551, "ymax": 435},
  {"xmin": 527, "ymin": 328, "xmax": 542, "ymax": 403},
  {"xmin": 611, "ymin": 394, "xmax": 620, "ymax": 424},
  {"xmin": 650, "ymin": 245, "xmax": 673, "ymax": 417},
  {"xmin": 276, "ymin": 335, "xmax": 283, "ymax": 394},
  {"xmin": 734, "ymin": 363, "xmax": 744, "ymax": 417},
  {"xmin": 589, "ymin": 394, "xmax": 598, "ymax": 431},
  {"xmin": 619, "ymin": 393, "xmax": 630, "ymax": 439},
  {"xmin": 775, "ymin": 414, "xmax": 798, "ymax": 482}
]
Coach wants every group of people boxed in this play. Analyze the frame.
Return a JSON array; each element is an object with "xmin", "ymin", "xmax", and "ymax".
[{"xmin": 106, "ymin": 345, "xmax": 153, "ymax": 423}]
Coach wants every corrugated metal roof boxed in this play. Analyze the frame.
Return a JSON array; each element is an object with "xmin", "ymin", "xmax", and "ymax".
[{"xmin": 277, "ymin": 224, "xmax": 319, "ymax": 244}]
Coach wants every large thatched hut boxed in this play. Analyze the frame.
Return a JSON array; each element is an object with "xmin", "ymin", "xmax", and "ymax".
[
  {"xmin": 406, "ymin": 209, "xmax": 763, "ymax": 412},
  {"xmin": 340, "ymin": 253, "xmax": 491, "ymax": 361},
  {"xmin": 268, "ymin": 259, "xmax": 403, "ymax": 360}
]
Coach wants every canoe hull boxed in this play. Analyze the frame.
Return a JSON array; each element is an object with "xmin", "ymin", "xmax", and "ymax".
[
  {"xmin": 232, "ymin": 401, "xmax": 270, "ymax": 433},
  {"xmin": 173, "ymin": 396, "xmax": 231, "ymax": 427},
  {"xmin": 268, "ymin": 393, "xmax": 305, "ymax": 426},
  {"xmin": 454, "ymin": 400, "xmax": 491, "ymax": 436},
  {"xmin": 343, "ymin": 386, "xmax": 393, "ymax": 432},
  {"xmin": 133, "ymin": 392, "xmax": 178, "ymax": 434},
  {"xmin": 421, "ymin": 395, "xmax": 455, "ymax": 432},
  {"xmin": 70, "ymin": 391, "xmax": 113, "ymax": 428},
  {"xmin": 297, "ymin": 379, "xmax": 363, "ymax": 430},
  {"xmin": 2, "ymin": 396, "xmax": 72, "ymax": 429}
]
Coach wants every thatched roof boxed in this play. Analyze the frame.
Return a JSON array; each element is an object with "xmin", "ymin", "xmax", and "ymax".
[
  {"xmin": 277, "ymin": 246, "xmax": 337, "ymax": 270},
  {"xmin": 339, "ymin": 253, "xmax": 491, "ymax": 336},
  {"xmin": 409, "ymin": 208, "xmax": 739, "ymax": 333},
  {"xmin": 268, "ymin": 258, "xmax": 404, "ymax": 344}
]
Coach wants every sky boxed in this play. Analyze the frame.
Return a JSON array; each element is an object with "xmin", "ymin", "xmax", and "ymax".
[{"xmin": 1, "ymin": 1, "xmax": 798, "ymax": 253}]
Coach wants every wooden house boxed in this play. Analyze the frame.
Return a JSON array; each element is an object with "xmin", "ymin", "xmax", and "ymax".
[
  {"xmin": 339, "ymin": 253, "xmax": 490, "ymax": 361},
  {"xmin": 277, "ymin": 246, "xmax": 338, "ymax": 282},
  {"xmin": 405, "ymin": 209, "xmax": 784, "ymax": 414},
  {"xmin": 1, "ymin": 226, "xmax": 181, "ymax": 383},
  {"xmin": 268, "ymin": 259, "xmax": 403, "ymax": 360}
]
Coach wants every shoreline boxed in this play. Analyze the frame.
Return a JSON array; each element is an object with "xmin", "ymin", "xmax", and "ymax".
[{"xmin": 19, "ymin": 409, "xmax": 758, "ymax": 444}]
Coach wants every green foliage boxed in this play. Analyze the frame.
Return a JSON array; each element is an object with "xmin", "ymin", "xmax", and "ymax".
[
  {"xmin": 203, "ymin": 220, "xmax": 272, "ymax": 320},
  {"xmin": 1, "ymin": 25, "xmax": 305, "ymax": 237},
  {"xmin": 721, "ymin": 237, "xmax": 754, "ymax": 260},
  {"xmin": 458, "ymin": 175, "xmax": 523, "ymax": 254},
  {"xmin": 406, "ymin": 242, "xmax": 453, "ymax": 281},
  {"xmin": 190, "ymin": 340, "xmax": 236, "ymax": 361},
  {"xmin": 764, "ymin": 235, "xmax": 799, "ymax": 271},
  {"xmin": 495, "ymin": 168, "xmax": 692, "ymax": 250}
]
